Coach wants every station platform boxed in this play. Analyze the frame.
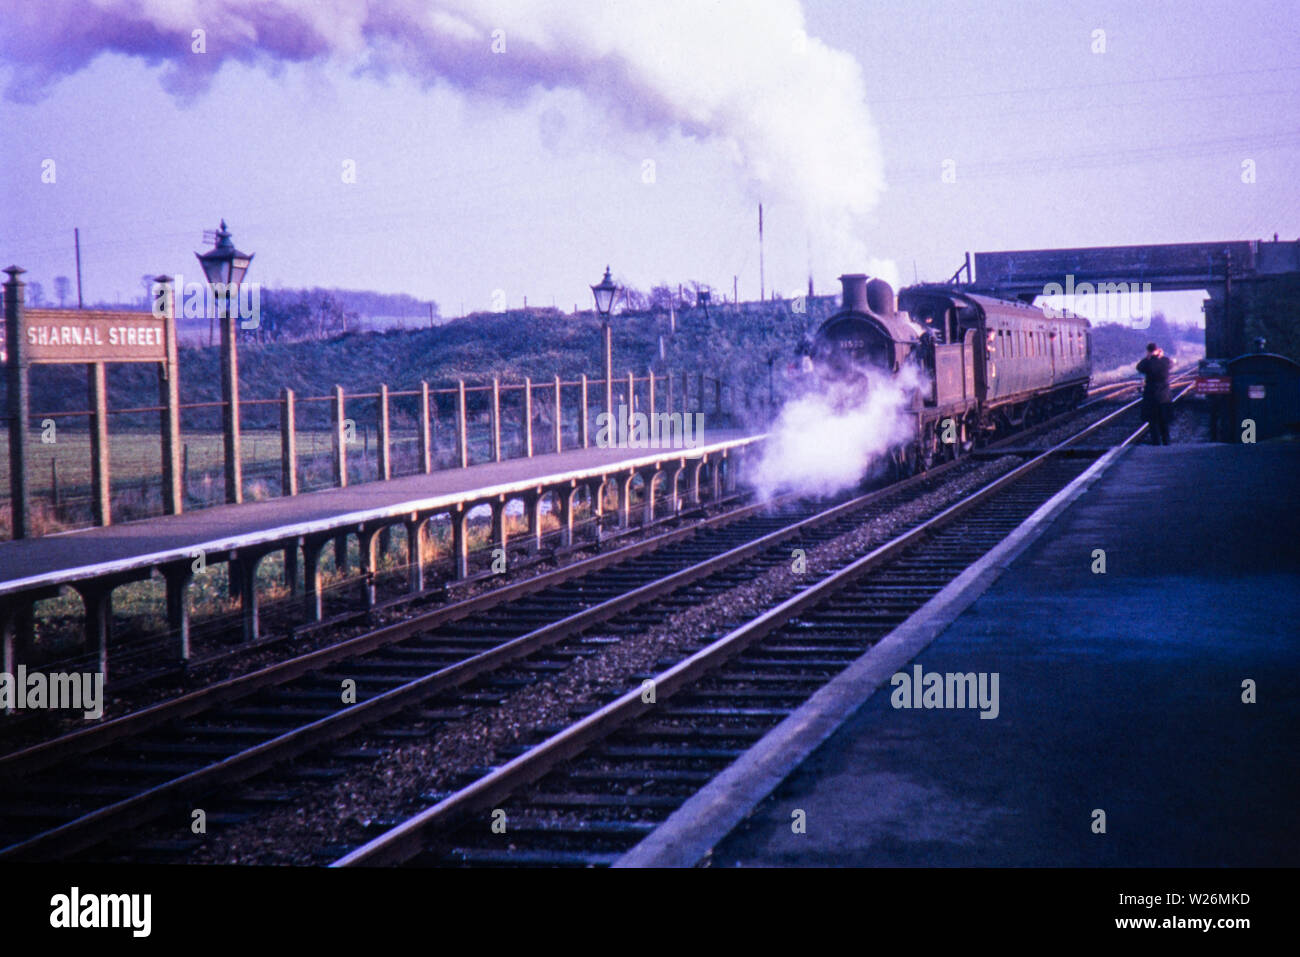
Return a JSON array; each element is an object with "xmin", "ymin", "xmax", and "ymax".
[
  {"xmin": 0, "ymin": 431, "xmax": 761, "ymax": 599},
  {"xmin": 682, "ymin": 442, "xmax": 1300, "ymax": 867}
]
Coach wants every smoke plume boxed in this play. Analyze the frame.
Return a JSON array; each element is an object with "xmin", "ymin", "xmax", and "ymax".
[
  {"xmin": 753, "ymin": 363, "xmax": 924, "ymax": 501},
  {"xmin": 0, "ymin": 1, "xmax": 886, "ymax": 262}
]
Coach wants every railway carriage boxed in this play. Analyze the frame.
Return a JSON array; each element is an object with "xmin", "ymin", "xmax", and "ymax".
[{"xmin": 811, "ymin": 273, "xmax": 1091, "ymax": 474}]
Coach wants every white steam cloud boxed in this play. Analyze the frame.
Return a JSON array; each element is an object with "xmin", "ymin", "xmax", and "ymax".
[
  {"xmin": 753, "ymin": 363, "xmax": 924, "ymax": 501},
  {"xmin": 0, "ymin": 0, "xmax": 886, "ymax": 265}
]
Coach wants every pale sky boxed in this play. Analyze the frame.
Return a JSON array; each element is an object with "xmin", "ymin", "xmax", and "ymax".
[{"xmin": 2, "ymin": 0, "xmax": 1296, "ymax": 325}]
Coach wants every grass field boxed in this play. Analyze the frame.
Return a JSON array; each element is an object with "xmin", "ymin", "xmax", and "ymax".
[{"xmin": 0, "ymin": 426, "xmax": 448, "ymax": 536}]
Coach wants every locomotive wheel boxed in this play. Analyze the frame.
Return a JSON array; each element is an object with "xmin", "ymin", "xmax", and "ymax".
[
  {"xmin": 920, "ymin": 425, "xmax": 939, "ymax": 471},
  {"xmin": 961, "ymin": 413, "xmax": 979, "ymax": 454},
  {"xmin": 888, "ymin": 445, "xmax": 914, "ymax": 481}
]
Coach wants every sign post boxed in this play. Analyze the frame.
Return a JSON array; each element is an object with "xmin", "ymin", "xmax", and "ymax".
[
  {"xmin": 4, "ymin": 267, "xmax": 31, "ymax": 539},
  {"xmin": 2, "ymin": 266, "xmax": 179, "ymax": 537}
]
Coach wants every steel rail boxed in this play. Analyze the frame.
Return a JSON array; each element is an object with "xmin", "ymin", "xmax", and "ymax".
[
  {"xmin": 333, "ymin": 390, "xmax": 1165, "ymax": 866},
  {"xmin": 0, "ymin": 447, "xmax": 974, "ymax": 860}
]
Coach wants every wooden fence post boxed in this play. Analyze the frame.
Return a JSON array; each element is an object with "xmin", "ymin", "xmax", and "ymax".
[
  {"xmin": 377, "ymin": 383, "xmax": 391, "ymax": 481},
  {"xmin": 333, "ymin": 385, "xmax": 347, "ymax": 488},
  {"xmin": 490, "ymin": 378, "xmax": 502, "ymax": 462},
  {"xmin": 456, "ymin": 379, "xmax": 468, "ymax": 468},
  {"xmin": 580, "ymin": 374, "xmax": 589, "ymax": 448},
  {"xmin": 280, "ymin": 387, "xmax": 298, "ymax": 496},
  {"xmin": 156, "ymin": 275, "xmax": 182, "ymax": 515},
  {"xmin": 627, "ymin": 371, "xmax": 635, "ymax": 413},
  {"xmin": 648, "ymin": 366, "xmax": 656, "ymax": 419},
  {"xmin": 419, "ymin": 380, "xmax": 432, "ymax": 473},
  {"xmin": 88, "ymin": 361, "xmax": 111, "ymax": 527},
  {"xmin": 524, "ymin": 376, "xmax": 533, "ymax": 457},
  {"xmin": 554, "ymin": 375, "xmax": 562, "ymax": 454}
]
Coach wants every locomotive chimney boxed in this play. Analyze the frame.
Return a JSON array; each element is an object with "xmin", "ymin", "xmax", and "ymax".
[
  {"xmin": 839, "ymin": 273, "xmax": 895, "ymax": 316},
  {"xmin": 839, "ymin": 273, "xmax": 869, "ymax": 313}
]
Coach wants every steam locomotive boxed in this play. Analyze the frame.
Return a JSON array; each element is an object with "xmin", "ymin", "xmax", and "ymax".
[{"xmin": 811, "ymin": 273, "xmax": 1092, "ymax": 474}]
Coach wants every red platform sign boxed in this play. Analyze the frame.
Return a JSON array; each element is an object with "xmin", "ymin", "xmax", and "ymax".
[{"xmin": 1195, "ymin": 376, "xmax": 1232, "ymax": 395}]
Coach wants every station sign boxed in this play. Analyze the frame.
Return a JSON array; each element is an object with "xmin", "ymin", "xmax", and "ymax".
[{"xmin": 5, "ymin": 309, "xmax": 168, "ymax": 364}]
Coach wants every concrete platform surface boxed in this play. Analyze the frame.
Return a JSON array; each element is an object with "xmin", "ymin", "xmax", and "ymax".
[
  {"xmin": 0, "ymin": 431, "xmax": 760, "ymax": 595},
  {"xmin": 709, "ymin": 443, "xmax": 1300, "ymax": 867}
]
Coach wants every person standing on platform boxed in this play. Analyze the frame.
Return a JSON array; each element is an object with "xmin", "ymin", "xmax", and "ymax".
[{"xmin": 1137, "ymin": 342, "xmax": 1174, "ymax": 445}]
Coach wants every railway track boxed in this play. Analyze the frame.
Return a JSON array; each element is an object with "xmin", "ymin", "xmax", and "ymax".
[
  {"xmin": 0, "ymin": 383, "xmax": 1163, "ymax": 863},
  {"xmin": 9, "ymin": 371, "xmax": 1162, "ymax": 705},
  {"xmin": 0, "ymin": 433, "xmax": 1020, "ymax": 861},
  {"xmin": 332, "ymin": 386, "xmax": 1190, "ymax": 867}
]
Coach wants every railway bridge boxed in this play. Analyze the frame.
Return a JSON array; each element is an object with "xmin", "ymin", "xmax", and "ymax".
[{"xmin": 958, "ymin": 237, "xmax": 1300, "ymax": 358}]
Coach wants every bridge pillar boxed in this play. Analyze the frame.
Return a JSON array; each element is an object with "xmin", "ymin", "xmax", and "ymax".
[
  {"xmin": 358, "ymin": 524, "xmax": 383, "ymax": 610},
  {"xmin": 490, "ymin": 497, "xmax": 509, "ymax": 560},
  {"xmin": 235, "ymin": 549, "xmax": 268, "ymax": 642},
  {"xmin": 163, "ymin": 562, "xmax": 193, "ymax": 662},
  {"xmin": 1202, "ymin": 285, "xmax": 1243, "ymax": 358},
  {"xmin": 283, "ymin": 540, "xmax": 299, "ymax": 595},
  {"xmin": 641, "ymin": 468, "xmax": 660, "ymax": 525},
  {"xmin": 1, "ymin": 600, "xmax": 33, "ymax": 713},
  {"xmin": 334, "ymin": 532, "xmax": 349, "ymax": 574},
  {"xmin": 618, "ymin": 471, "xmax": 636, "ymax": 528},
  {"xmin": 405, "ymin": 515, "xmax": 426, "ymax": 594},
  {"xmin": 589, "ymin": 479, "xmax": 606, "ymax": 539},
  {"xmin": 76, "ymin": 583, "xmax": 113, "ymax": 679},
  {"xmin": 451, "ymin": 506, "xmax": 470, "ymax": 579},
  {"xmin": 558, "ymin": 483, "xmax": 580, "ymax": 546},
  {"xmin": 303, "ymin": 534, "xmax": 330, "ymax": 622},
  {"xmin": 724, "ymin": 449, "xmax": 739, "ymax": 492},
  {"xmin": 524, "ymin": 490, "xmax": 544, "ymax": 552},
  {"xmin": 666, "ymin": 459, "xmax": 685, "ymax": 514},
  {"xmin": 690, "ymin": 460, "xmax": 705, "ymax": 505}
]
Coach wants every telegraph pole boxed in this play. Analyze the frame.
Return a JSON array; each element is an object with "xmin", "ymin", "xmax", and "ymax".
[{"xmin": 74, "ymin": 228, "xmax": 84, "ymax": 308}]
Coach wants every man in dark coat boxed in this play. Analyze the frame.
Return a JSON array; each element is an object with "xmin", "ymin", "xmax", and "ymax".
[{"xmin": 1136, "ymin": 343, "xmax": 1174, "ymax": 445}]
